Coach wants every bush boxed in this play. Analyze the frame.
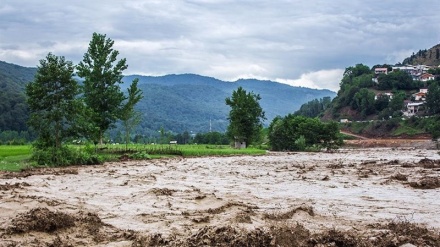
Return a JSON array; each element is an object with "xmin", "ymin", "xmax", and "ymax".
[
  {"xmin": 129, "ymin": 151, "xmax": 151, "ymax": 160},
  {"xmin": 295, "ymin": 135, "xmax": 306, "ymax": 151},
  {"xmin": 268, "ymin": 115, "xmax": 342, "ymax": 151},
  {"xmin": 31, "ymin": 146, "xmax": 103, "ymax": 166}
]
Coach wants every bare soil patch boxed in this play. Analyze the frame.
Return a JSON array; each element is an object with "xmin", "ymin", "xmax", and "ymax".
[{"xmin": 1, "ymin": 147, "xmax": 440, "ymax": 246}]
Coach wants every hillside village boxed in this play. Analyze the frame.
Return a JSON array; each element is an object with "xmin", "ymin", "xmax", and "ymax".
[
  {"xmin": 373, "ymin": 64, "xmax": 439, "ymax": 118},
  {"xmin": 332, "ymin": 61, "xmax": 440, "ymax": 126}
]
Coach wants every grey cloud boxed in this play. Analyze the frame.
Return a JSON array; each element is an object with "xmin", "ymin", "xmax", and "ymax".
[{"xmin": 1, "ymin": 0, "xmax": 439, "ymax": 90}]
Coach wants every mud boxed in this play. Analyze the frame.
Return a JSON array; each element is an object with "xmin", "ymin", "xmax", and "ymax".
[{"xmin": 1, "ymin": 147, "xmax": 440, "ymax": 246}]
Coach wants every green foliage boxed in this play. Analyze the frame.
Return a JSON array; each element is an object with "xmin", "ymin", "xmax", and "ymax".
[
  {"xmin": 377, "ymin": 70, "xmax": 419, "ymax": 90},
  {"xmin": 0, "ymin": 61, "xmax": 36, "ymax": 132},
  {"xmin": 427, "ymin": 116, "xmax": 440, "ymax": 140},
  {"xmin": 389, "ymin": 91, "xmax": 406, "ymax": 113},
  {"xmin": 225, "ymin": 86, "xmax": 266, "ymax": 147},
  {"xmin": 268, "ymin": 115, "xmax": 342, "ymax": 151},
  {"xmin": 295, "ymin": 97, "xmax": 332, "ymax": 118},
  {"xmin": 31, "ymin": 146, "xmax": 103, "ymax": 166},
  {"xmin": 352, "ymin": 88, "xmax": 376, "ymax": 116},
  {"xmin": 26, "ymin": 53, "xmax": 81, "ymax": 149},
  {"xmin": 77, "ymin": 32, "xmax": 128, "ymax": 144},
  {"xmin": 128, "ymin": 151, "xmax": 151, "ymax": 160},
  {"xmin": 1, "ymin": 60, "xmax": 335, "ymax": 138},
  {"xmin": 426, "ymin": 81, "xmax": 440, "ymax": 115},
  {"xmin": 193, "ymin": 132, "xmax": 229, "ymax": 145},
  {"xmin": 341, "ymin": 64, "xmax": 371, "ymax": 85},
  {"xmin": 332, "ymin": 64, "xmax": 373, "ymax": 115},
  {"xmin": 294, "ymin": 135, "xmax": 307, "ymax": 151},
  {"xmin": 0, "ymin": 130, "xmax": 34, "ymax": 145},
  {"xmin": 120, "ymin": 78, "xmax": 143, "ymax": 150},
  {"xmin": 374, "ymin": 94, "xmax": 390, "ymax": 112}
]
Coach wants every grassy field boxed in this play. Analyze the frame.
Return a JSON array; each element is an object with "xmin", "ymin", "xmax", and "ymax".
[
  {"xmin": 100, "ymin": 144, "xmax": 266, "ymax": 157},
  {"xmin": 0, "ymin": 144, "xmax": 266, "ymax": 171},
  {"xmin": 392, "ymin": 125, "xmax": 425, "ymax": 136},
  {"xmin": 0, "ymin": 145, "xmax": 32, "ymax": 171}
]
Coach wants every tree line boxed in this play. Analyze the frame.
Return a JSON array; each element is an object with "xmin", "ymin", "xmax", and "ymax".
[{"xmin": 225, "ymin": 87, "xmax": 342, "ymax": 151}]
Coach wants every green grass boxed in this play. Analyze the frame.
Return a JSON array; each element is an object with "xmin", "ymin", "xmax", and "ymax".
[
  {"xmin": 346, "ymin": 122, "xmax": 370, "ymax": 134},
  {"xmin": 392, "ymin": 124, "xmax": 425, "ymax": 136},
  {"xmin": 179, "ymin": 145, "xmax": 266, "ymax": 156},
  {"xmin": 100, "ymin": 144, "xmax": 266, "ymax": 157},
  {"xmin": 0, "ymin": 144, "xmax": 267, "ymax": 171},
  {"xmin": 0, "ymin": 145, "xmax": 33, "ymax": 171}
]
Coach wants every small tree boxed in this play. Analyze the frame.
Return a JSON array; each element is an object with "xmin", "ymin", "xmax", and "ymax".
[
  {"xmin": 26, "ymin": 53, "xmax": 80, "ymax": 149},
  {"xmin": 26, "ymin": 53, "xmax": 82, "ymax": 165},
  {"xmin": 225, "ymin": 87, "xmax": 265, "ymax": 148},
  {"xmin": 77, "ymin": 32, "xmax": 128, "ymax": 144},
  {"xmin": 120, "ymin": 79, "xmax": 143, "ymax": 150}
]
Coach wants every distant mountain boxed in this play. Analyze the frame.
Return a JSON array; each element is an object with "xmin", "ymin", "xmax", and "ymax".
[
  {"xmin": 122, "ymin": 74, "xmax": 335, "ymax": 135},
  {"xmin": 402, "ymin": 43, "xmax": 440, "ymax": 66},
  {"xmin": 0, "ymin": 61, "xmax": 336, "ymax": 136}
]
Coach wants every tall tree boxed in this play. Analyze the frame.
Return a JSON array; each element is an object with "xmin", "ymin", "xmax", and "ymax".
[
  {"xmin": 77, "ymin": 32, "xmax": 128, "ymax": 144},
  {"xmin": 426, "ymin": 82, "xmax": 440, "ymax": 115},
  {"xmin": 26, "ymin": 53, "xmax": 80, "ymax": 149},
  {"xmin": 120, "ymin": 78, "xmax": 143, "ymax": 150},
  {"xmin": 352, "ymin": 88, "xmax": 376, "ymax": 116},
  {"xmin": 225, "ymin": 87, "xmax": 265, "ymax": 147}
]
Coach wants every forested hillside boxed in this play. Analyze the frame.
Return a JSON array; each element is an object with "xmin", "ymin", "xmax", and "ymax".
[
  {"xmin": 0, "ymin": 61, "xmax": 36, "ymax": 131},
  {"xmin": 322, "ymin": 63, "xmax": 433, "ymax": 121},
  {"xmin": 0, "ymin": 61, "xmax": 335, "ymax": 140},
  {"xmin": 293, "ymin": 61, "xmax": 440, "ymax": 138},
  {"xmin": 120, "ymin": 74, "xmax": 335, "ymax": 136}
]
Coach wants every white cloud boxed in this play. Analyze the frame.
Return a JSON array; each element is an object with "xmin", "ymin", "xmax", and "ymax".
[{"xmin": 276, "ymin": 69, "xmax": 345, "ymax": 92}]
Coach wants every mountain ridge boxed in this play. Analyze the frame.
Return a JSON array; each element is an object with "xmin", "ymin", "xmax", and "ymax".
[
  {"xmin": 0, "ymin": 60, "xmax": 336, "ymax": 136},
  {"xmin": 402, "ymin": 43, "xmax": 440, "ymax": 66}
]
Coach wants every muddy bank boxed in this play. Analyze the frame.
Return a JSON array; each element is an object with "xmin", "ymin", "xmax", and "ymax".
[{"xmin": 1, "ymin": 148, "xmax": 439, "ymax": 246}]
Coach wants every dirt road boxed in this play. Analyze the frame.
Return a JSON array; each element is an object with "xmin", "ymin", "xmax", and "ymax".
[{"xmin": 1, "ymin": 147, "xmax": 440, "ymax": 246}]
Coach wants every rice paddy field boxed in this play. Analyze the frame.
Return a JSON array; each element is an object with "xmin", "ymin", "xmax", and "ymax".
[
  {"xmin": 0, "ymin": 145, "xmax": 32, "ymax": 171},
  {"xmin": 0, "ymin": 144, "xmax": 266, "ymax": 171}
]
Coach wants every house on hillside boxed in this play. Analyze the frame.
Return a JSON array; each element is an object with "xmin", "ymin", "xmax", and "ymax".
[
  {"xmin": 404, "ymin": 102, "xmax": 425, "ymax": 117},
  {"xmin": 392, "ymin": 65, "xmax": 424, "ymax": 80},
  {"xmin": 413, "ymin": 92, "xmax": 426, "ymax": 101},
  {"xmin": 420, "ymin": 88, "xmax": 428, "ymax": 93},
  {"xmin": 420, "ymin": 73, "xmax": 435, "ymax": 82},
  {"xmin": 374, "ymin": 92, "xmax": 393, "ymax": 100},
  {"xmin": 374, "ymin": 67, "xmax": 388, "ymax": 75},
  {"xmin": 372, "ymin": 67, "xmax": 389, "ymax": 83},
  {"xmin": 412, "ymin": 88, "xmax": 428, "ymax": 101}
]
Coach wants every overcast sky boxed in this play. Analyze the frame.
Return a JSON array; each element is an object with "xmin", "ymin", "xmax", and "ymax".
[{"xmin": 1, "ymin": 0, "xmax": 439, "ymax": 91}]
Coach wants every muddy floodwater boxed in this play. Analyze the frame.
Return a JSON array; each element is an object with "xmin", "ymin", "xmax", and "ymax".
[{"xmin": 1, "ymin": 147, "xmax": 440, "ymax": 246}]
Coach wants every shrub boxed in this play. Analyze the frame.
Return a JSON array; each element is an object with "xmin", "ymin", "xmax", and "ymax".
[
  {"xmin": 31, "ymin": 146, "xmax": 103, "ymax": 167},
  {"xmin": 129, "ymin": 151, "xmax": 151, "ymax": 160},
  {"xmin": 268, "ymin": 115, "xmax": 342, "ymax": 151},
  {"xmin": 294, "ymin": 135, "xmax": 306, "ymax": 151}
]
